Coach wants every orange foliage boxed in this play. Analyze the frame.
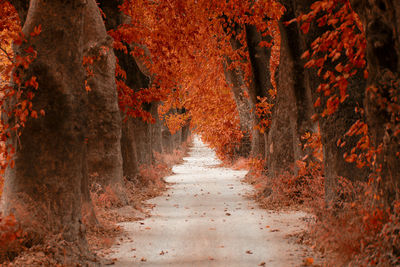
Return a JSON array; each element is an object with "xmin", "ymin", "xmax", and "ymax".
[
  {"xmin": 0, "ymin": 214, "xmax": 26, "ymax": 262},
  {"xmin": 115, "ymin": 0, "xmax": 284, "ymax": 158},
  {"xmin": 0, "ymin": 2, "xmax": 44, "ymax": 176},
  {"xmin": 294, "ymin": 0, "xmax": 366, "ymax": 116},
  {"xmin": 312, "ymin": 181, "xmax": 400, "ymax": 266},
  {"xmin": 0, "ymin": 0, "xmax": 397, "ymax": 264},
  {"xmin": 245, "ymin": 131, "xmax": 325, "ymax": 209}
]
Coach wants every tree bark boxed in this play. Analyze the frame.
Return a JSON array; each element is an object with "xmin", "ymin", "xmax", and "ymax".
[
  {"xmin": 221, "ymin": 20, "xmax": 252, "ymax": 158},
  {"xmin": 162, "ymin": 124, "xmax": 174, "ymax": 154},
  {"xmin": 2, "ymin": 0, "xmax": 88, "ymax": 246},
  {"xmin": 266, "ymin": 1, "xmax": 315, "ymax": 177},
  {"xmin": 223, "ymin": 60, "xmax": 252, "ymax": 158},
  {"xmin": 120, "ymin": 119, "xmax": 139, "ymax": 181},
  {"xmin": 181, "ymin": 120, "xmax": 191, "ymax": 144},
  {"xmin": 293, "ymin": 0, "xmax": 368, "ymax": 204},
  {"xmin": 84, "ymin": 0, "xmax": 125, "ymax": 203},
  {"xmin": 133, "ymin": 115, "xmax": 153, "ymax": 165},
  {"xmin": 350, "ymin": 0, "xmax": 400, "ymax": 205},
  {"xmin": 99, "ymin": 1, "xmax": 155, "ymax": 176},
  {"xmin": 245, "ymin": 24, "xmax": 273, "ymax": 159},
  {"xmin": 150, "ymin": 101, "xmax": 163, "ymax": 156}
]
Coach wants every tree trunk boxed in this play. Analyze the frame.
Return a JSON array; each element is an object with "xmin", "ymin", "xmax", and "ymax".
[
  {"xmin": 293, "ymin": 0, "xmax": 368, "ymax": 204},
  {"xmin": 350, "ymin": 0, "xmax": 400, "ymax": 205},
  {"xmin": 267, "ymin": 1, "xmax": 315, "ymax": 177},
  {"xmin": 223, "ymin": 61, "xmax": 252, "ymax": 157},
  {"xmin": 150, "ymin": 101, "xmax": 163, "ymax": 156},
  {"xmin": 84, "ymin": 0, "xmax": 125, "ymax": 203},
  {"xmin": 245, "ymin": 24, "xmax": 273, "ymax": 159},
  {"xmin": 2, "ymin": 0, "xmax": 88, "ymax": 246},
  {"xmin": 121, "ymin": 119, "xmax": 139, "ymax": 181},
  {"xmin": 181, "ymin": 120, "xmax": 191, "ymax": 143},
  {"xmin": 99, "ymin": 0, "xmax": 154, "ymax": 177},
  {"xmin": 133, "ymin": 116, "xmax": 153, "ymax": 165},
  {"xmin": 222, "ymin": 21, "xmax": 253, "ymax": 158},
  {"xmin": 162, "ymin": 124, "xmax": 174, "ymax": 154},
  {"xmin": 172, "ymin": 128, "xmax": 182, "ymax": 151}
]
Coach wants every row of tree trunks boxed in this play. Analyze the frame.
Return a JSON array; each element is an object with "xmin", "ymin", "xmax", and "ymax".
[
  {"xmin": 100, "ymin": 1, "xmax": 190, "ymax": 177},
  {"xmin": 100, "ymin": 1, "xmax": 153, "ymax": 180},
  {"xmin": 2, "ymin": 0, "xmax": 191, "ymax": 256},
  {"xmin": 350, "ymin": 0, "xmax": 400, "ymax": 205},
  {"xmin": 161, "ymin": 109, "xmax": 190, "ymax": 154},
  {"xmin": 234, "ymin": 0, "xmax": 368, "ymax": 205},
  {"xmin": 269, "ymin": 0, "xmax": 367, "ymax": 204}
]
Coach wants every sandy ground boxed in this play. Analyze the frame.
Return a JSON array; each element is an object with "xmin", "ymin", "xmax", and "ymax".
[{"xmin": 108, "ymin": 136, "xmax": 312, "ymax": 266}]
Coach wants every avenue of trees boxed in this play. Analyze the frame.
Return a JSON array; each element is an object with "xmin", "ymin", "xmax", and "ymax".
[{"xmin": 0, "ymin": 0, "xmax": 399, "ymax": 265}]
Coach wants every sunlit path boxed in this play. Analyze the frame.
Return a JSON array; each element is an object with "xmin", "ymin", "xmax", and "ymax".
[{"xmin": 109, "ymin": 136, "xmax": 310, "ymax": 266}]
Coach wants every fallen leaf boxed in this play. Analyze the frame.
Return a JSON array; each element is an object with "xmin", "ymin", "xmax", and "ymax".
[{"xmin": 303, "ymin": 257, "xmax": 314, "ymax": 266}]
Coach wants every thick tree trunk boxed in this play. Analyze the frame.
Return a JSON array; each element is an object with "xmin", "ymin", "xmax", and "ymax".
[
  {"xmin": 267, "ymin": 62, "xmax": 295, "ymax": 177},
  {"xmin": 117, "ymin": 48, "xmax": 151, "ymax": 172},
  {"xmin": 2, "ymin": 0, "xmax": 88, "ymax": 246},
  {"xmin": 222, "ymin": 21, "xmax": 252, "ymax": 158},
  {"xmin": 172, "ymin": 128, "xmax": 182, "ymax": 151},
  {"xmin": 133, "ymin": 116, "xmax": 153, "ymax": 165},
  {"xmin": 266, "ymin": 1, "xmax": 315, "ymax": 177},
  {"xmin": 84, "ymin": 0, "xmax": 126, "ymax": 204},
  {"xmin": 245, "ymin": 24, "xmax": 273, "ymax": 159},
  {"xmin": 292, "ymin": 0, "xmax": 368, "ymax": 204},
  {"xmin": 121, "ymin": 119, "xmax": 139, "ymax": 181},
  {"xmin": 223, "ymin": 61, "xmax": 252, "ymax": 157},
  {"xmin": 350, "ymin": 0, "xmax": 400, "ymax": 205},
  {"xmin": 99, "ymin": 0, "xmax": 154, "ymax": 177}
]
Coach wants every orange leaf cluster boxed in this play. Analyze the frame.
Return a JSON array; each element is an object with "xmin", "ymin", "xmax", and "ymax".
[{"xmin": 296, "ymin": 0, "xmax": 366, "ymax": 116}]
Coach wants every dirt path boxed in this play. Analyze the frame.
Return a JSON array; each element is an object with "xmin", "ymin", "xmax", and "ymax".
[{"xmin": 109, "ymin": 137, "xmax": 312, "ymax": 266}]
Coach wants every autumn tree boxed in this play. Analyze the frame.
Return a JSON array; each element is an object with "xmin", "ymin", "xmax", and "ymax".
[
  {"xmin": 83, "ymin": 0, "xmax": 127, "ymax": 218},
  {"xmin": 278, "ymin": 0, "xmax": 368, "ymax": 204},
  {"xmin": 350, "ymin": 0, "xmax": 400, "ymax": 205},
  {"xmin": 2, "ymin": 0, "xmax": 89, "ymax": 250}
]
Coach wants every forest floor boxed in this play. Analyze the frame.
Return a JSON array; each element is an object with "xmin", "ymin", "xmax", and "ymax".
[{"xmin": 107, "ymin": 136, "xmax": 317, "ymax": 266}]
